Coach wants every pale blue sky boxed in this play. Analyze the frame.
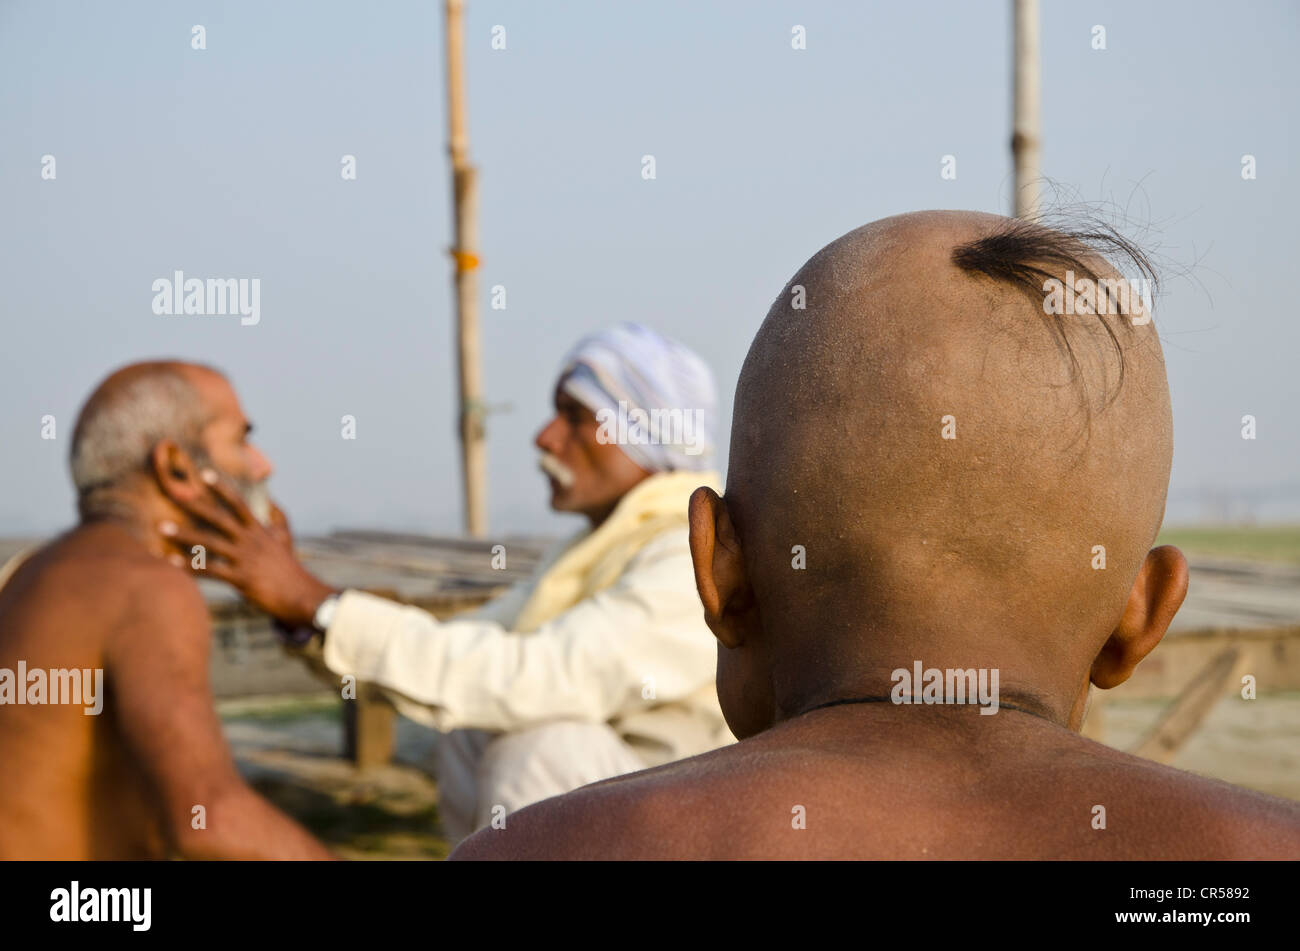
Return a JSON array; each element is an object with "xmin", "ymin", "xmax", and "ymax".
[{"xmin": 2, "ymin": 0, "xmax": 1297, "ymax": 536}]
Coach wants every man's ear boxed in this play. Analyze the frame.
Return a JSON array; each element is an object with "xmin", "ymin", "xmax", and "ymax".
[
  {"xmin": 1090, "ymin": 545, "xmax": 1189, "ymax": 690},
  {"xmin": 688, "ymin": 486, "xmax": 755, "ymax": 649},
  {"xmin": 150, "ymin": 439, "xmax": 203, "ymax": 504}
]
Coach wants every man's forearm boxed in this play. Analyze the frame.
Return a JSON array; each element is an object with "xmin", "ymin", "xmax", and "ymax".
[
  {"xmin": 170, "ymin": 785, "xmax": 335, "ymax": 860},
  {"xmin": 321, "ymin": 590, "xmax": 630, "ymax": 733}
]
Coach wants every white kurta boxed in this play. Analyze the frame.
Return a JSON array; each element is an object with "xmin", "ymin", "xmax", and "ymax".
[{"xmin": 319, "ymin": 525, "xmax": 733, "ymax": 838}]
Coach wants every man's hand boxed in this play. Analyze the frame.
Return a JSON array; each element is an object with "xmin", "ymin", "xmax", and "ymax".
[{"xmin": 158, "ymin": 470, "xmax": 336, "ymax": 629}]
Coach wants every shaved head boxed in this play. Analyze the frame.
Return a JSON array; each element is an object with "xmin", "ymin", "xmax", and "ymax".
[
  {"xmin": 692, "ymin": 210, "xmax": 1184, "ymax": 738},
  {"xmin": 456, "ymin": 212, "xmax": 1297, "ymax": 863}
]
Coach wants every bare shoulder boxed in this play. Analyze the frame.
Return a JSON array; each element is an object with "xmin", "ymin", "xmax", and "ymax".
[
  {"xmin": 1081, "ymin": 740, "xmax": 1300, "ymax": 858},
  {"xmin": 108, "ymin": 557, "xmax": 211, "ymax": 660},
  {"xmin": 118, "ymin": 555, "xmax": 208, "ymax": 617},
  {"xmin": 6, "ymin": 528, "xmax": 194, "ymax": 612},
  {"xmin": 449, "ymin": 772, "xmax": 681, "ymax": 861},
  {"xmin": 451, "ymin": 742, "xmax": 789, "ymax": 860},
  {"xmin": 1, "ymin": 530, "xmax": 184, "ymax": 645},
  {"xmin": 4, "ymin": 526, "xmax": 211, "ymax": 682}
]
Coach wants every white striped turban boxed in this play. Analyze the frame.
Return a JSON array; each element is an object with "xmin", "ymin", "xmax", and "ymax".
[{"xmin": 558, "ymin": 323, "xmax": 717, "ymax": 473}]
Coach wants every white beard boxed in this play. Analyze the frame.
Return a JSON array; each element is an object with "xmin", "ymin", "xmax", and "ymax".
[{"xmin": 239, "ymin": 479, "xmax": 274, "ymax": 526}]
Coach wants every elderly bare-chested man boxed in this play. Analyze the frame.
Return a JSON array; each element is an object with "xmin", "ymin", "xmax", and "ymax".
[
  {"xmin": 454, "ymin": 210, "xmax": 1300, "ymax": 860},
  {"xmin": 0, "ymin": 361, "xmax": 331, "ymax": 859}
]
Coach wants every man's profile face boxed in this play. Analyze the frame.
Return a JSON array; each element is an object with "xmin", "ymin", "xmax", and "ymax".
[
  {"xmin": 533, "ymin": 381, "xmax": 649, "ymax": 520},
  {"xmin": 190, "ymin": 372, "xmax": 275, "ymax": 521}
]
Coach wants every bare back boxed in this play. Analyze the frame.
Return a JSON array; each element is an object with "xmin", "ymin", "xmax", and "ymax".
[
  {"xmin": 0, "ymin": 522, "xmax": 330, "ymax": 860},
  {"xmin": 454, "ymin": 706, "xmax": 1300, "ymax": 860},
  {"xmin": 0, "ymin": 527, "xmax": 175, "ymax": 858}
]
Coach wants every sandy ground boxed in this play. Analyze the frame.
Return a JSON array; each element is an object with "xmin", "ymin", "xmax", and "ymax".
[
  {"xmin": 223, "ymin": 691, "xmax": 1300, "ymax": 859},
  {"xmin": 224, "ymin": 699, "xmax": 444, "ymax": 859}
]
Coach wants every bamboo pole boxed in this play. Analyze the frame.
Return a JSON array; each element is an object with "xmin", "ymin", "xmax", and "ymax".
[
  {"xmin": 1011, "ymin": 0, "xmax": 1042, "ymax": 218},
  {"xmin": 444, "ymin": 0, "xmax": 488, "ymax": 537}
]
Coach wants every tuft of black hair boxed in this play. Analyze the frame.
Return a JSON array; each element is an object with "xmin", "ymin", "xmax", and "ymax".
[{"xmin": 951, "ymin": 211, "xmax": 1160, "ymax": 411}]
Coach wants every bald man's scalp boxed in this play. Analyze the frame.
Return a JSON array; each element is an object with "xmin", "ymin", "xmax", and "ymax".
[{"xmin": 726, "ymin": 210, "xmax": 1172, "ymax": 708}]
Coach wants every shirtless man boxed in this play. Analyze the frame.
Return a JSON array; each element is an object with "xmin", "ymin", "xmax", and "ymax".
[
  {"xmin": 0, "ymin": 361, "xmax": 331, "ymax": 859},
  {"xmin": 453, "ymin": 210, "xmax": 1300, "ymax": 860}
]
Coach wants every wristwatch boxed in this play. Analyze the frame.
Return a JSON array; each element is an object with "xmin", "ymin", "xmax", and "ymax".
[{"xmin": 273, "ymin": 592, "xmax": 341, "ymax": 649}]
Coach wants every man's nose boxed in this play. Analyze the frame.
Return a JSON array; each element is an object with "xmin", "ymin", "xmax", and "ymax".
[
  {"xmin": 535, "ymin": 416, "xmax": 564, "ymax": 453},
  {"xmin": 246, "ymin": 444, "xmax": 274, "ymax": 482}
]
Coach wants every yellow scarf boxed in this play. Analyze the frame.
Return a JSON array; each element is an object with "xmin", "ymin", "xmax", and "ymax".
[{"xmin": 512, "ymin": 469, "xmax": 720, "ymax": 633}]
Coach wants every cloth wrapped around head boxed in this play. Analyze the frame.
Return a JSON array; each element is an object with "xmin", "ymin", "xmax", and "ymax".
[{"xmin": 559, "ymin": 323, "xmax": 717, "ymax": 473}]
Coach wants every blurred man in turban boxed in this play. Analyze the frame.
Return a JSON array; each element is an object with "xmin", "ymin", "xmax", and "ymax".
[{"xmin": 160, "ymin": 323, "xmax": 732, "ymax": 842}]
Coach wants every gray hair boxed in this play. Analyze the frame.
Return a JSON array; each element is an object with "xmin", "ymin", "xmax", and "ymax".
[{"xmin": 70, "ymin": 365, "xmax": 214, "ymax": 503}]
